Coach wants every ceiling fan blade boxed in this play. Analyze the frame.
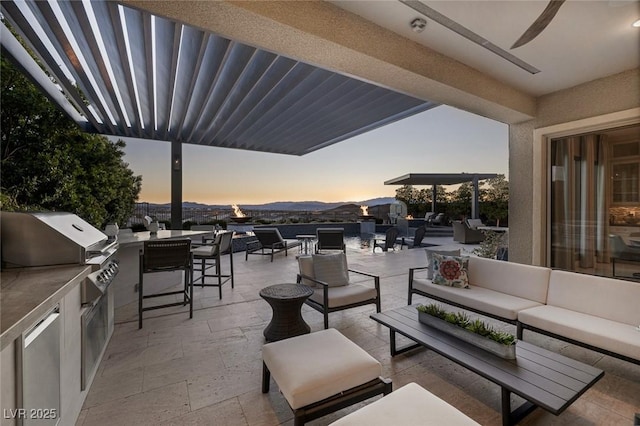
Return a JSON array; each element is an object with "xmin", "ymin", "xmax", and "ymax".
[{"xmin": 511, "ymin": 0, "xmax": 566, "ymax": 49}]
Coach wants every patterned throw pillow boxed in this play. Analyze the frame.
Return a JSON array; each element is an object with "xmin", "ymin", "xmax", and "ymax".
[
  {"xmin": 425, "ymin": 248, "xmax": 461, "ymax": 279},
  {"xmin": 432, "ymin": 253, "xmax": 470, "ymax": 288}
]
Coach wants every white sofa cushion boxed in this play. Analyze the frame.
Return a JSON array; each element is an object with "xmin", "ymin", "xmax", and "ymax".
[
  {"xmin": 546, "ymin": 270, "xmax": 640, "ymax": 326},
  {"xmin": 262, "ymin": 329, "xmax": 381, "ymax": 409},
  {"xmin": 329, "ymin": 382, "xmax": 479, "ymax": 425},
  {"xmin": 467, "ymin": 257, "xmax": 550, "ymax": 304},
  {"xmin": 413, "ymin": 279, "xmax": 543, "ymax": 321},
  {"xmin": 309, "ymin": 284, "xmax": 377, "ymax": 308},
  {"xmin": 517, "ymin": 305, "xmax": 640, "ymax": 362}
]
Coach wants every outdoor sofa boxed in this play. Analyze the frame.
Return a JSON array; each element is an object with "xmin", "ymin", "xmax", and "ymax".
[{"xmin": 408, "ymin": 254, "xmax": 640, "ymax": 364}]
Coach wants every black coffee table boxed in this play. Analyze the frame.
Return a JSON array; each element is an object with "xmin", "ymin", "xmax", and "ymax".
[
  {"xmin": 260, "ymin": 283, "xmax": 313, "ymax": 342},
  {"xmin": 371, "ymin": 305, "xmax": 604, "ymax": 426}
]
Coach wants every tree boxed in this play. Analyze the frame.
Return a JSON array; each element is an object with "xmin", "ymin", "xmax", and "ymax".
[
  {"xmin": 480, "ymin": 175, "xmax": 509, "ymax": 226},
  {"xmin": 1, "ymin": 56, "xmax": 142, "ymax": 228}
]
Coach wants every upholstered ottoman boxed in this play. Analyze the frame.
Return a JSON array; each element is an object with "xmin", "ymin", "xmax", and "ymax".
[
  {"xmin": 329, "ymin": 382, "xmax": 480, "ymax": 425},
  {"xmin": 262, "ymin": 328, "xmax": 392, "ymax": 426}
]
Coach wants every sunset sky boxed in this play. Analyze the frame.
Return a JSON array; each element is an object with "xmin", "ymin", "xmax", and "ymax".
[{"xmin": 121, "ymin": 105, "xmax": 508, "ymax": 205}]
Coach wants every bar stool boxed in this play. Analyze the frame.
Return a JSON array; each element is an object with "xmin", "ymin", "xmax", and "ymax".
[
  {"xmin": 191, "ymin": 231, "xmax": 234, "ymax": 299},
  {"xmin": 138, "ymin": 239, "xmax": 193, "ymax": 329}
]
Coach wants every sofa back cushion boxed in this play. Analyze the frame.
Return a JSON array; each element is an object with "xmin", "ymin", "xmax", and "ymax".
[
  {"xmin": 467, "ymin": 257, "xmax": 550, "ymax": 304},
  {"xmin": 547, "ymin": 270, "xmax": 640, "ymax": 326}
]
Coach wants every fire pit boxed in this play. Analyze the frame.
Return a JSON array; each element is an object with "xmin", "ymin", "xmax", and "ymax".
[
  {"xmin": 230, "ymin": 204, "xmax": 252, "ymax": 223},
  {"xmin": 358, "ymin": 205, "xmax": 375, "ymax": 221},
  {"xmin": 230, "ymin": 216, "xmax": 252, "ymax": 224}
]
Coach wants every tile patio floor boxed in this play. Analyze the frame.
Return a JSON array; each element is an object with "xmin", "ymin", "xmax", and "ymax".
[{"xmin": 77, "ymin": 237, "xmax": 640, "ymax": 425}]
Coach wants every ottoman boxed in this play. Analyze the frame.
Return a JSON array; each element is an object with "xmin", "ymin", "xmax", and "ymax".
[
  {"xmin": 262, "ymin": 328, "xmax": 392, "ymax": 426},
  {"xmin": 329, "ymin": 382, "xmax": 480, "ymax": 425}
]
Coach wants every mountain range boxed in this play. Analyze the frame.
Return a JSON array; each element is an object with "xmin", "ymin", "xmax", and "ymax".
[{"xmin": 146, "ymin": 197, "xmax": 396, "ymax": 211}]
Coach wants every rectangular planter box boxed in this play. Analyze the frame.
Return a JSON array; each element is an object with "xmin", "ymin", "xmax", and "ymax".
[{"xmin": 418, "ymin": 311, "xmax": 516, "ymax": 359}]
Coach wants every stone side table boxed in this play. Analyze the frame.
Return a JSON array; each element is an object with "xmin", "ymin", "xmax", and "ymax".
[{"xmin": 259, "ymin": 283, "xmax": 313, "ymax": 342}]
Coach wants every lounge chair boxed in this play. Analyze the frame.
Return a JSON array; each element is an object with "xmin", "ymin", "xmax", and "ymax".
[
  {"xmin": 245, "ymin": 228, "xmax": 301, "ymax": 262},
  {"xmin": 315, "ymin": 228, "xmax": 346, "ymax": 253},
  {"xmin": 452, "ymin": 220, "xmax": 485, "ymax": 244},
  {"xmin": 373, "ymin": 227, "xmax": 400, "ymax": 252},
  {"xmin": 297, "ymin": 253, "xmax": 380, "ymax": 329}
]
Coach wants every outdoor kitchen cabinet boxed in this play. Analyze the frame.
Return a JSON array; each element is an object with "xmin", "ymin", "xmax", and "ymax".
[{"xmin": 1, "ymin": 266, "xmax": 111, "ymax": 426}]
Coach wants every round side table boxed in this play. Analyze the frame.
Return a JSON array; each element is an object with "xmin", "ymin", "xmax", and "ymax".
[{"xmin": 259, "ymin": 283, "xmax": 313, "ymax": 342}]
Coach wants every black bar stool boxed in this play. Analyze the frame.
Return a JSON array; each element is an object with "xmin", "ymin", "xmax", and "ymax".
[
  {"xmin": 139, "ymin": 239, "xmax": 193, "ymax": 329},
  {"xmin": 191, "ymin": 231, "xmax": 234, "ymax": 299}
]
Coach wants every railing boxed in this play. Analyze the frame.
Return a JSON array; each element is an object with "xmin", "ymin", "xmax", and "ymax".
[{"xmin": 127, "ymin": 203, "xmax": 381, "ymax": 227}]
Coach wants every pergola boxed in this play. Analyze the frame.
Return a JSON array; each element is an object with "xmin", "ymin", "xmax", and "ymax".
[
  {"xmin": 0, "ymin": 1, "xmax": 437, "ymax": 229},
  {"xmin": 384, "ymin": 173, "xmax": 499, "ymax": 219}
]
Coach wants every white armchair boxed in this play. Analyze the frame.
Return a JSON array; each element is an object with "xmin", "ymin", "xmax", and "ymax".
[{"xmin": 297, "ymin": 253, "xmax": 381, "ymax": 329}]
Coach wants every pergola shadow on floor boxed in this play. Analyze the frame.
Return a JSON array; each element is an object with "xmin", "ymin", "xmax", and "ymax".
[{"xmin": 80, "ymin": 239, "xmax": 640, "ymax": 425}]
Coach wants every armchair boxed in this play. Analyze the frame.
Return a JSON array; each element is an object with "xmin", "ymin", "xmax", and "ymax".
[
  {"xmin": 297, "ymin": 253, "xmax": 381, "ymax": 329},
  {"xmin": 452, "ymin": 221, "xmax": 485, "ymax": 244},
  {"xmin": 373, "ymin": 227, "xmax": 401, "ymax": 252}
]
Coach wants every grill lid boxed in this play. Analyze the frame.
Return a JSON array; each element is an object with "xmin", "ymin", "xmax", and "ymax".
[{"xmin": 1, "ymin": 211, "xmax": 108, "ymax": 267}]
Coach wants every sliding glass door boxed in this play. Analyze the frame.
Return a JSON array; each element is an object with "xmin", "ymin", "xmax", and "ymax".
[{"xmin": 549, "ymin": 126, "xmax": 640, "ymax": 279}]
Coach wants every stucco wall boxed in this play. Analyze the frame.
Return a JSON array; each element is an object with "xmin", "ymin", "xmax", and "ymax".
[{"xmin": 509, "ymin": 69, "xmax": 640, "ymax": 265}]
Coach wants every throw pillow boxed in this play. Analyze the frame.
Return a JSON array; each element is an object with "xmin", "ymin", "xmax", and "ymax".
[
  {"xmin": 425, "ymin": 248, "xmax": 461, "ymax": 279},
  {"xmin": 312, "ymin": 253, "xmax": 349, "ymax": 287},
  {"xmin": 432, "ymin": 253, "xmax": 470, "ymax": 288}
]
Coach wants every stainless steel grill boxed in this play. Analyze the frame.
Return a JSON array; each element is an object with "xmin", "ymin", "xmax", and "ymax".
[{"xmin": 1, "ymin": 211, "xmax": 119, "ymax": 305}]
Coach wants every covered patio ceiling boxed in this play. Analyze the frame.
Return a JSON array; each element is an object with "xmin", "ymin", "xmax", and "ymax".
[{"xmin": 0, "ymin": 1, "xmax": 437, "ymax": 156}]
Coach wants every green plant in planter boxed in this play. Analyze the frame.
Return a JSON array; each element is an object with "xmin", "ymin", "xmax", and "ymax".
[{"xmin": 417, "ymin": 304, "xmax": 516, "ymax": 346}]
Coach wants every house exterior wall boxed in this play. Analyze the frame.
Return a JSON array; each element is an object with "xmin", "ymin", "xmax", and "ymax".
[{"xmin": 509, "ymin": 69, "xmax": 640, "ymax": 265}]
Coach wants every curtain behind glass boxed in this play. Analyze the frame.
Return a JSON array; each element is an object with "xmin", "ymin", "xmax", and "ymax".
[{"xmin": 550, "ymin": 135, "xmax": 609, "ymax": 271}]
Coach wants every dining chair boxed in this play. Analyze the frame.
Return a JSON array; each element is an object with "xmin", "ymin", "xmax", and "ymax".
[{"xmin": 138, "ymin": 239, "xmax": 193, "ymax": 329}]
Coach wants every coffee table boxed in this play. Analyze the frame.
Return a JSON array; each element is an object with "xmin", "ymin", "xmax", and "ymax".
[
  {"xmin": 371, "ymin": 305, "xmax": 604, "ymax": 426},
  {"xmin": 260, "ymin": 283, "xmax": 313, "ymax": 342}
]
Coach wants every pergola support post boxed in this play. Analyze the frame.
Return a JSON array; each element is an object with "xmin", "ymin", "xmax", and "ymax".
[
  {"xmin": 472, "ymin": 176, "xmax": 480, "ymax": 219},
  {"xmin": 171, "ymin": 140, "xmax": 183, "ymax": 230}
]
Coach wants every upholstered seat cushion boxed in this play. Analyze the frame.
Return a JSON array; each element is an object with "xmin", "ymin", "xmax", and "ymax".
[
  {"xmin": 329, "ymin": 382, "xmax": 479, "ymax": 426},
  {"xmin": 308, "ymin": 284, "xmax": 378, "ymax": 308},
  {"xmin": 518, "ymin": 305, "xmax": 640, "ymax": 362},
  {"xmin": 412, "ymin": 279, "xmax": 543, "ymax": 321},
  {"xmin": 262, "ymin": 329, "xmax": 381, "ymax": 409},
  {"xmin": 191, "ymin": 245, "xmax": 218, "ymax": 257}
]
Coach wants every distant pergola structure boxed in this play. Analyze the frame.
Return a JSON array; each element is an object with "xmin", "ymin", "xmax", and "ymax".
[{"xmin": 384, "ymin": 173, "xmax": 499, "ymax": 219}]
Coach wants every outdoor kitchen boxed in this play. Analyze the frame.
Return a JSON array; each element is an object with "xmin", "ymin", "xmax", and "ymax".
[{"xmin": 0, "ymin": 212, "xmax": 119, "ymax": 426}]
